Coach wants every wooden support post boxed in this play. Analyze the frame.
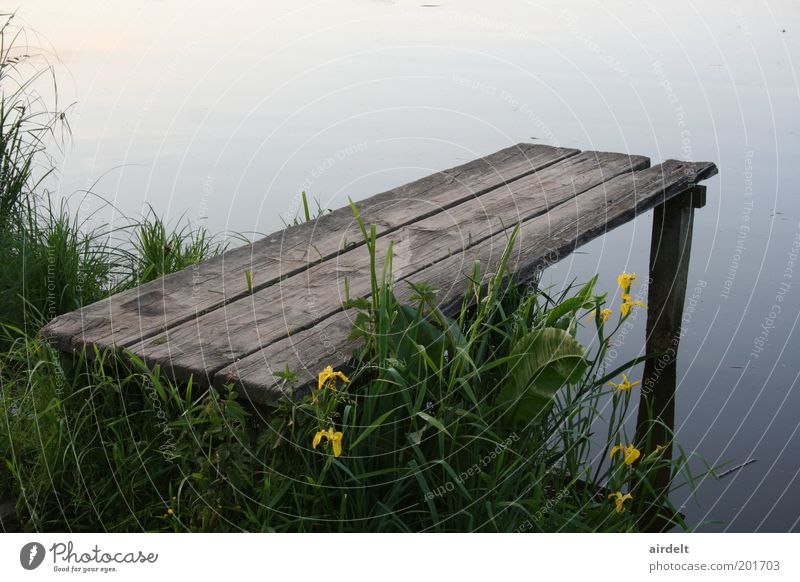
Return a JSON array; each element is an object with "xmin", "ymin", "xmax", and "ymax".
[{"xmin": 634, "ymin": 185, "xmax": 705, "ymax": 531}]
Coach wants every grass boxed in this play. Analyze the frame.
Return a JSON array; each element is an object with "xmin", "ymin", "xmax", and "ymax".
[{"xmin": 0, "ymin": 15, "xmax": 711, "ymax": 532}]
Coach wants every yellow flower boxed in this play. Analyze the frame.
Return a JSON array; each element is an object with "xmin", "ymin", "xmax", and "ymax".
[
  {"xmin": 167, "ymin": 507, "xmax": 175, "ymax": 516},
  {"xmin": 617, "ymin": 271, "xmax": 637, "ymax": 290},
  {"xmin": 608, "ymin": 491, "xmax": 633, "ymax": 513},
  {"xmin": 318, "ymin": 365, "xmax": 350, "ymax": 392},
  {"xmin": 588, "ymin": 308, "xmax": 613, "ymax": 322},
  {"xmin": 610, "ymin": 443, "xmax": 641, "ymax": 465},
  {"xmin": 620, "ymin": 294, "xmax": 647, "ymax": 316},
  {"xmin": 312, "ymin": 427, "xmax": 344, "ymax": 457},
  {"xmin": 608, "ymin": 373, "xmax": 640, "ymax": 391}
]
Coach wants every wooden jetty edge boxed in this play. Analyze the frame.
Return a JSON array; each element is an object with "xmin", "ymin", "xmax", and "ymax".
[{"xmin": 40, "ymin": 144, "xmax": 718, "ymax": 404}]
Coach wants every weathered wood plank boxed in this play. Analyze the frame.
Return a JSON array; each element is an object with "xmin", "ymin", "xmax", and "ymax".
[
  {"xmin": 138, "ymin": 151, "xmax": 648, "ymax": 385},
  {"xmin": 216, "ymin": 159, "xmax": 717, "ymax": 401},
  {"xmin": 41, "ymin": 143, "xmax": 577, "ymax": 352},
  {"xmin": 218, "ymin": 309, "xmax": 361, "ymax": 404},
  {"xmin": 419, "ymin": 159, "xmax": 718, "ymax": 311}
]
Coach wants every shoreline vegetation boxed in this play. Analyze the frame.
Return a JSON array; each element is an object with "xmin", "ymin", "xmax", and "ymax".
[{"xmin": 0, "ymin": 15, "xmax": 709, "ymax": 532}]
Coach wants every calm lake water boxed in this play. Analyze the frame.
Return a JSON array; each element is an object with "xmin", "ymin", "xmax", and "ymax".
[{"xmin": 22, "ymin": 0, "xmax": 800, "ymax": 531}]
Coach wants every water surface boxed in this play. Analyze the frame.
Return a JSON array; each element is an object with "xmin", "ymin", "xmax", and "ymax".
[{"xmin": 21, "ymin": 0, "xmax": 800, "ymax": 531}]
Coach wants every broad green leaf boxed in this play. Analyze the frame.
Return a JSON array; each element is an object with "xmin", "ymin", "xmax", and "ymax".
[{"xmin": 497, "ymin": 327, "xmax": 587, "ymax": 424}]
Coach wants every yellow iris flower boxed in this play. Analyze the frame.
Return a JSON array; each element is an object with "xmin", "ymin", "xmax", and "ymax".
[
  {"xmin": 608, "ymin": 491, "xmax": 633, "ymax": 513},
  {"xmin": 588, "ymin": 308, "xmax": 613, "ymax": 322},
  {"xmin": 313, "ymin": 427, "xmax": 344, "ymax": 457},
  {"xmin": 318, "ymin": 365, "xmax": 350, "ymax": 392},
  {"xmin": 617, "ymin": 271, "xmax": 637, "ymax": 290},
  {"xmin": 608, "ymin": 373, "xmax": 641, "ymax": 391},
  {"xmin": 610, "ymin": 443, "xmax": 641, "ymax": 465},
  {"xmin": 620, "ymin": 293, "xmax": 647, "ymax": 316}
]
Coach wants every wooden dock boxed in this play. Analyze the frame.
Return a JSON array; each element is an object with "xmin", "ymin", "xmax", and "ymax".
[{"xmin": 40, "ymin": 144, "xmax": 717, "ymax": 403}]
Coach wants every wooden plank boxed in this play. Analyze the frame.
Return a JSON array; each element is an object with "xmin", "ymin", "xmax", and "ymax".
[
  {"xmin": 217, "ymin": 159, "xmax": 717, "ymax": 401},
  {"xmin": 138, "ymin": 150, "xmax": 648, "ymax": 385},
  {"xmin": 218, "ymin": 309, "xmax": 360, "ymax": 404},
  {"xmin": 40, "ymin": 143, "xmax": 578, "ymax": 352},
  {"xmin": 413, "ymin": 159, "xmax": 718, "ymax": 311}
]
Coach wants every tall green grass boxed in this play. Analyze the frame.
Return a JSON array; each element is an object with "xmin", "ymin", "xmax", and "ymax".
[
  {"xmin": 123, "ymin": 206, "xmax": 226, "ymax": 286},
  {"xmin": 1, "ymin": 232, "xmax": 703, "ymax": 531},
  {"xmin": 277, "ymin": 210, "xmax": 700, "ymax": 532}
]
